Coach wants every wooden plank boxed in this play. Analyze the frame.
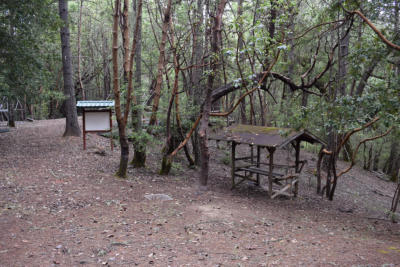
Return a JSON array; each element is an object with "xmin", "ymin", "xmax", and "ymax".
[
  {"xmin": 233, "ymin": 174, "xmax": 258, "ymax": 184},
  {"xmin": 235, "ymin": 156, "xmax": 256, "ymax": 161},
  {"xmin": 274, "ymin": 174, "xmax": 298, "ymax": 181},
  {"xmin": 234, "ymin": 164, "xmax": 255, "ymax": 170},
  {"xmin": 271, "ymin": 184, "xmax": 292, "ymax": 199},
  {"xmin": 236, "ymin": 167, "xmax": 283, "ymax": 177}
]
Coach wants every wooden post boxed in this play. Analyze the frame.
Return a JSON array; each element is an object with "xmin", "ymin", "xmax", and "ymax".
[
  {"xmin": 231, "ymin": 141, "xmax": 236, "ymax": 189},
  {"xmin": 295, "ymin": 139, "xmax": 300, "ymax": 173},
  {"xmin": 250, "ymin": 145, "xmax": 254, "ymax": 165},
  {"xmin": 316, "ymin": 146, "xmax": 324, "ymax": 194},
  {"xmin": 109, "ymin": 109, "xmax": 113, "ymax": 151},
  {"xmin": 83, "ymin": 109, "xmax": 86, "ymax": 150},
  {"xmin": 256, "ymin": 146, "xmax": 261, "ymax": 185},
  {"xmin": 294, "ymin": 180, "xmax": 299, "ymax": 197},
  {"xmin": 293, "ymin": 140, "xmax": 301, "ymax": 197},
  {"xmin": 268, "ymin": 147, "xmax": 275, "ymax": 198}
]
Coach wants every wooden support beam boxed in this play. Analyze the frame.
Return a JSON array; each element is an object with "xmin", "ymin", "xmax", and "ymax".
[
  {"xmin": 256, "ymin": 146, "xmax": 261, "ymax": 186},
  {"xmin": 295, "ymin": 139, "xmax": 300, "ymax": 173},
  {"xmin": 267, "ymin": 147, "xmax": 276, "ymax": 198},
  {"xmin": 271, "ymin": 184, "xmax": 292, "ymax": 199},
  {"xmin": 231, "ymin": 141, "xmax": 236, "ymax": 189},
  {"xmin": 83, "ymin": 109, "xmax": 86, "ymax": 150},
  {"xmin": 109, "ymin": 109, "xmax": 113, "ymax": 151}
]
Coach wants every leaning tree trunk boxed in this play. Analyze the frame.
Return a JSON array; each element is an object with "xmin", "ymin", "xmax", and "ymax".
[{"xmin": 59, "ymin": 0, "xmax": 81, "ymax": 137}]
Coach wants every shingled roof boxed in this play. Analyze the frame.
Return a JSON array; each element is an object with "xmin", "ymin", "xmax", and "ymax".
[{"xmin": 211, "ymin": 124, "xmax": 326, "ymax": 148}]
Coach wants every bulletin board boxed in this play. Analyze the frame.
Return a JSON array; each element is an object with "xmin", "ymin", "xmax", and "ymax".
[{"xmin": 84, "ymin": 111, "xmax": 111, "ymax": 131}]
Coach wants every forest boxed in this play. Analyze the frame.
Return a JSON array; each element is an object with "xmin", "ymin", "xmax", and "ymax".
[{"xmin": 0, "ymin": 0, "xmax": 400, "ymax": 265}]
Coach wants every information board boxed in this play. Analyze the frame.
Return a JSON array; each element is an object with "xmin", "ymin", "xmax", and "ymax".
[{"xmin": 84, "ymin": 111, "xmax": 111, "ymax": 131}]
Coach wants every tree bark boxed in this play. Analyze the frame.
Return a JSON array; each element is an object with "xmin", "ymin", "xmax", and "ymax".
[
  {"xmin": 131, "ymin": 0, "xmax": 146, "ymax": 168},
  {"xmin": 112, "ymin": 0, "xmax": 142, "ymax": 177},
  {"xmin": 148, "ymin": 0, "xmax": 172, "ymax": 128},
  {"xmin": 102, "ymin": 32, "xmax": 111, "ymax": 99},
  {"xmin": 121, "ymin": 0, "xmax": 130, "ymax": 80},
  {"xmin": 112, "ymin": 0, "xmax": 129, "ymax": 177},
  {"xmin": 191, "ymin": 0, "xmax": 204, "ymax": 166},
  {"xmin": 77, "ymin": 0, "xmax": 85, "ymax": 100},
  {"xmin": 384, "ymin": 140, "xmax": 400, "ymax": 182},
  {"xmin": 198, "ymin": 0, "xmax": 227, "ymax": 187},
  {"xmin": 59, "ymin": 0, "xmax": 81, "ymax": 137},
  {"xmin": 391, "ymin": 183, "xmax": 400, "ymax": 220},
  {"xmin": 237, "ymin": 0, "xmax": 247, "ymax": 125}
]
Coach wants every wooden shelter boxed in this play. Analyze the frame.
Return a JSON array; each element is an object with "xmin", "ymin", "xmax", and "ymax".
[{"xmin": 211, "ymin": 125, "xmax": 326, "ymax": 199}]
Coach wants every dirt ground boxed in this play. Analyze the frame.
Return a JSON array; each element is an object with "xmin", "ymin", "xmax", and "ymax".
[{"xmin": 0, "ymin": 119, "xmax": 399, "ymax": 267}]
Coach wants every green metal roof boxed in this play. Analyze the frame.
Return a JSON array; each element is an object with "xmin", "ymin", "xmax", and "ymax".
[{"xmin": 77, "ymin": 100, "xmax": 115, "ymax": 108}]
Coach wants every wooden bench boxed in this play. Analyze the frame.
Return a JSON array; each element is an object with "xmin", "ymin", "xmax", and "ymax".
[{"xmin": 232, "ymin": 164, "xmax": 299, "ymax": 199}]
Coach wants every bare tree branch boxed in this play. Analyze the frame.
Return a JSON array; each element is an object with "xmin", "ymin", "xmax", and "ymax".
[
  {"xmin": 337, "ymin": 127, "xmax": 393, "ymax": 178},
  {"xmin": 344, "ymin": 8, "xmax": 400, "ymax": 51}
]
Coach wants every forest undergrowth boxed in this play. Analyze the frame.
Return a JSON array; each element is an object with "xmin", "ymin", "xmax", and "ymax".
[{"xmin": 0, "ymin": 119, "xmax": 399, "ymax": 266}]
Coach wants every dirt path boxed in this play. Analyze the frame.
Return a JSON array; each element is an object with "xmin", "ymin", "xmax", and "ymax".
[{"xmin": 0, "ymin": 119, "xmax": 399, "ymax": 266}]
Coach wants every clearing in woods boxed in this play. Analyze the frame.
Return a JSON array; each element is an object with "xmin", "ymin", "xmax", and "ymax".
[{"xmin": 0, "ymin": 119, "xmax": 399, "ymax": 266}]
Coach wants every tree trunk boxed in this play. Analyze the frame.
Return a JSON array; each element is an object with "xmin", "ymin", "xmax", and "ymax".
[
  {"xmin": 77, "ymin": 0, "xmax": 85, "ymax": 100},
  {"xmin": 112, "ymin": 0, "xmax": 142, "ymax": 177},
  {"xmin": 148, "ymin": 0, "xmax": 172, "ymax": 128},
  {"xmin": 373, "ymin": 141, "xmax": 384, "ymax": 171},
  {"xmin": 7, "ymin": 98, "xmax": 15, "ymax": 127},
  {"xmin": 160, "ymin": 38, "xmax": 180, "ymax": 175},
  {"xmin": 191, "ymin": 0, "xmax": 204, "ymax": 166},
  {"xmin": 59, "ymin": 0, "xmax": 81, "ymax": 137},
  {"xmin": 121, "ymin": 0, "xmax": 130, "ymax": 80},
  {"xmin": 366, "ymin": 144, "xmax": 373, "ymax": 171},
  {"xmin": 237, "ymin": 0, "xmax": 248, "ymax": 125},
  {"xmin": 384, "ymin": 139, "xmax": 400, "ymax": 182},
  {"xmin": 131, "ymin": 0, "xmax": 146, "ymax": 168},
  {"xmin": 342, "ymin": 138, "xmax": 352, "ymax": 162},
  {"xmin": 112, "ymin": 0, "xmax": 129, "ymax": 177},
  {"xmin": 102, "ymin": 32, "xmax": 111, "ymax": 99},
  {"xmin": 390, "ymin": 183, "xmax": 400, "ymax": 220},
  {"xmin": 199, "ymin": 0, "xmax": 227, "ymax": 187},
  {"xmin": 338, "ymin": 22, "xmax": 350, "ymax": 96}
]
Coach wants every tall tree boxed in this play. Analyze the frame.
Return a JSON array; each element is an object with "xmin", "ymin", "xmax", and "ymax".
[
  {"xmin": 190, "ymin": 0, "xmax": 205, "ymax": 166},
  {"xmin": 130, "ymin": 0, "xmax": 146, "ymax": 167},
  {"xmin": 148, "ymin": 0, "xmax": 172, "ymax": 128},
  {"xmin": 198, "ymin": 0, "xmax": 227, "ymax": 187},
  {"xmin": 112, "ymin": 0, "xmax": 142, "ymax": 177},
  {"xmin": 76, "ymin": 0, "xmax": 85, "ymax": 100},
  {"xmin": 58, "ymin": 0, "xmax": 81, "ymax": 137}
]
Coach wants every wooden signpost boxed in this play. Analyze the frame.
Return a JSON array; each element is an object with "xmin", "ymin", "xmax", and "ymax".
[{"xmin": 77, "ymin": 100, "xmax": 114, "ymax": 151}]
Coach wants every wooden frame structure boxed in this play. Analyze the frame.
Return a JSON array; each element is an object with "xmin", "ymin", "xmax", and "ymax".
[
  {"xmin": 212, "ymin": 125, "xmax": 326, "ymax": 199},
  {"xmin": 77, "ymin": 100, "xmax": 114, "ymax": 151}
]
